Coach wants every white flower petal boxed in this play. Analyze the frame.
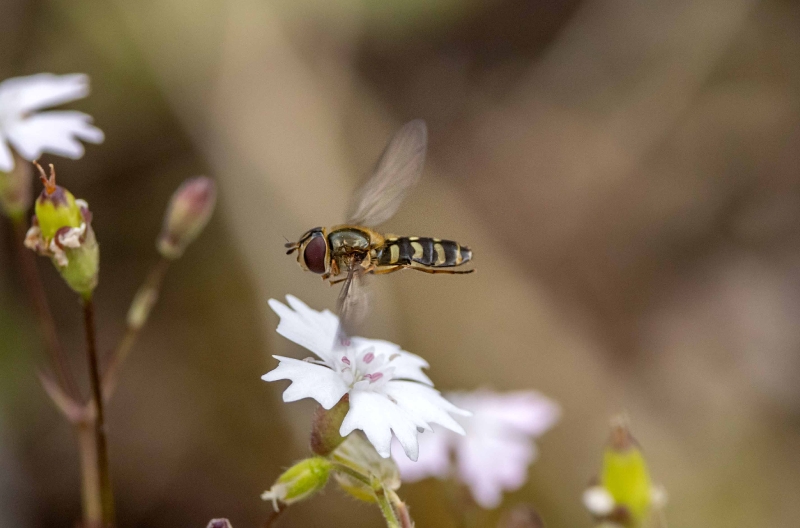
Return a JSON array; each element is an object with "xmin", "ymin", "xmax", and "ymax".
[
  {"xmin": 583, "ymin": 486, "xmax": 615, "ymax": 516},
  {"xmin": 391, "ymin": 428, "xmax": 453, "ymax": 482},
  {"xmin": 0, "ymin": 73, "xmax": 90, "ymax": 114},
  {"xmin": 6, "ymin": 111, "xmax": 103, "ymax": 161},
  {"xmin": 340, "ymin": 390, "xmax": 420, "ymax": 459},
  {"xmin": 0, "ymin": 135, "xmax": 13, "ymax": 172},
  {"xmin": 385, "ymin": 381, "xmax": 468, "ymax": 436},
  {"xmin": 457, "ymin": 432, "xmax": 535, "ymax": 508},
  {"xmin": 262, "ymin": 356, "xmax": 348, "ymax": 409},
  {"xmin": 486, "ymin": 391, "xmax": 560, "ymax": 437},
  {"xmin": 268, "ymin": 296, "xmax": 339, "ymax": 363},
  {"xmin": 390, "ymin": 351, "xmax": 433, "ymax": 385}
]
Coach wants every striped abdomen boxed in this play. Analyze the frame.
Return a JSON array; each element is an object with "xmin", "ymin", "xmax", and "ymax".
[{"xmin": 375, "ymin": 237, "xmax": 472, "ymax": 268}]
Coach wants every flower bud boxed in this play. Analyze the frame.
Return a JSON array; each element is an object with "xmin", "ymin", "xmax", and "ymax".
[
  {"xmin": 157, "ymin": 177, "xmax": 216, "ymax": 259},
  {"xmin": 584, "ymin": 418, "xmax": 664, "ymax": 527},
  {"xmin": 24, "ymin": 163, "xmax": 99, "ymax": 297},
  {"xmin": 261, "ymin": 457, "xmax": 332, "ymax": 511},
  {"xmin": 0, "ymin": 156, "xmax": 33, "ymax": 220},
  {"xmin": 310, "ymin": 394, "xmax": 350, "ymax": 456}
]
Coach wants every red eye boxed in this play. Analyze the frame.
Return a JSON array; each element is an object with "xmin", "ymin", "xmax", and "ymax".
[{"xmin": 303, "ymin": 234, "xmax": 328, "ymax": 274}]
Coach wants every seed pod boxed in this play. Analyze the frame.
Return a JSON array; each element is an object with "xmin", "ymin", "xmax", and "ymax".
[
  {"xmin": 261, "ymin": 457, "xmax": 332, "ymax": 510},
  {"xmin": 24, "ymin": 163, "xmax": 99, "ymax": 297},
  {"xmin": 584, "ymin": 417, "xmax": 662, "ymax": 528},
  {"xmin": 157, "ymin": 177, "xmax": 216, "ymax": 259}
]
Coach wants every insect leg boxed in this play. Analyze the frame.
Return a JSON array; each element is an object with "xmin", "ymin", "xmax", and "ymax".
[{"xmin": 369, "ymin": 265, "xmax": 404, "ymax": 276}]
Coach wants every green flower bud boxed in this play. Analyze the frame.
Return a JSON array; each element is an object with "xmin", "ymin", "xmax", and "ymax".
[
  {"xmin": 261, "ymin": 457, "xmax": 332, "ymax": 510},
  {"xmin": 33, "ymin": 165, "xmax": 83, "ymax": 240},
  {"xmin": 24, "ymin": 163, "xmax": 99, "ymax": 297},
  {"xmin": 584, "ymin": 418, "xmax": 664, "ymax": 528},
  {"xmin": 157, "ymin": 177, "xmax": 216, "ymax": 259},
  {"xmin": 0, "ymin": 155, "xmax": 33, "ymax": 220},
  {"xmin": 601, "ymin": 422, "xmax": 652, "ymax": 524}
]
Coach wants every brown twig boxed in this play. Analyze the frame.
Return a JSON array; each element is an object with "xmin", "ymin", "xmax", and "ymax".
[
  {"xmin": 11, "ymin": 218, "xmax": 82, "ymax": 400},
  {"xmin": 82, "ymin": 297, "xmax": 115, "ymax": 526}
]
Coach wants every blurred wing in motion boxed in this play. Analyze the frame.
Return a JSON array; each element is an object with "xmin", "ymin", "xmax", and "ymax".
[
  {"xmin": 335, "ymin": 261, "xmax": 370, "ymax": 339},
  {"xmin": 346, "ymin": 119, "xmax": 428, "ymax": 227}
]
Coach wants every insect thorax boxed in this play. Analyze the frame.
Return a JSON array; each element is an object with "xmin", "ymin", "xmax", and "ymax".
[{"xmin": 328, "ymin": 227, "xmax": 374, "ymax": 258}]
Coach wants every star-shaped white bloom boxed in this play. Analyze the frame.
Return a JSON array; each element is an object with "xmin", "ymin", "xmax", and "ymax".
[
  {"xmin": 391, "ymin": 389, "xmax": 560, "ymax": 509},
  {"xmin": 0, "ymin": 73, "xmax": 104, "ymax": 172},
  {"xmin": 262, "ymin": 295, "xmax": 469, "ymax": 461}
]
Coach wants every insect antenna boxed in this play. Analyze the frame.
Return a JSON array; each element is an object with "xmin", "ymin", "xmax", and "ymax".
[{"xmin": 283, "ymin": 235, "xmax": 299, "ymax": 254}]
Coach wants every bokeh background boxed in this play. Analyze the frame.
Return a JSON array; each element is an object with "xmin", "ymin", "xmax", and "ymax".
[{"xmin": 2, "ymin": 0, "xmax": 800, "ymax": 526}]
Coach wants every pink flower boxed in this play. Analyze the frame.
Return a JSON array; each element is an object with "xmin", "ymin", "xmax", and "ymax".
[{"xmin": 392, "ymin": 390, "xmax": 560, "ymax": 508}]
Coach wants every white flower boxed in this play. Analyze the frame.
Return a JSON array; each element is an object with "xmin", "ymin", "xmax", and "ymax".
[
  {"xmin": 392, "ymin": 389, "xmax": 560, "ymax": 509},
  {"xmin": 583, "ymin": 486, "xmax": 616, "ymax": 516},
  {"xmin": 262, "ymin": 295, "xmax": 469, "ymax": 461},
  {"xmin": 0, "ymin": 73, "xmax": 104, "ymax": 172}
]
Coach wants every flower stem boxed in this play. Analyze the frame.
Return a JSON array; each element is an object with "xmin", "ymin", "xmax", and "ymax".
[
  {"xmin": 261, "ymin": 504, "xmax": 286, "ymax": 528},
  {"xmin": 102, "ymin": 257, "xmax": 170, "ymax": 400},
  {"xmin": 77, "ymin": 422, "xmax": 103, "ymax": 526},
  {"xmin": 11, "ymin": 218, "xmax": 81, "ymax": 400},
  {"xmin": 375, "ymin": 485, "xmax": 400, "ymax": 528},
  {"xmin": 330, "ymin": 461, "xmax": 372, "ymax": 486},
  {"xmin": 82, "ymin": 296, "xmax": 115, "ymax": 526},
  {"xmin": 388, "ymin": 490, "xmax": 414, "ymax": 528}
]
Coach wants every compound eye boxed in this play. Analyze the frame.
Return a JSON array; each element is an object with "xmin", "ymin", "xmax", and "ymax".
[{"xmin": 303, "ymin": 234, "xmax": 328, "ymax": 274}]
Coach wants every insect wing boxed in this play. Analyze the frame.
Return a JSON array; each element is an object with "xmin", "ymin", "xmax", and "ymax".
[
  {"xmin": 335, "ymin": 264, "xmax": 370, "ymax": 338},
  {"xmin": 346, "ymin": 119, "xmax": 428, "ymax": 227}
]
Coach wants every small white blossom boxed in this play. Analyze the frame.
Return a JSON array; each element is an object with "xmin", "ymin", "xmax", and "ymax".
[
  {"xmin": 392, "ymin": 389, "xmax": 560, "ymax": 509},
  {"xmin": 583, "ymin": 486, "xmax": 616, "ymax": 516},
  {"xmin": 262, "ymin": 295, "xmax": 469, "ymax": 461},
  {"xmin": 0, "ymin": 73, "xmax": 104, "ymax": 172}
]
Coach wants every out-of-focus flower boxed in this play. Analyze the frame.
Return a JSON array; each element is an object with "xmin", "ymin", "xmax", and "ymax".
[
  {"xmin": 582, "ymin": 418, "xmax": 666, "ymax": 527},
  {"xmin": 262, "ymin": 295, "xmax": 468, "ymax": 461},
  {"xmin": 0, "ymin": 73, "xmax": 104, "ymax": 172},
  {"xmin": 261, "ymin": 456, "xmax": 332, "ymax": 511},
  {"xmin": 24, "ymin": 163, "xmax": 98, "ymax": 296},
  {"xmin": 206, "ymin": 520, "xmax": 233, "ymax": 528},
  {"xmin": 497, "ymin": 504, "xmax": 546, "ymax": 528},
  {"xmin": 0, "ymin": 153, "xmax": 32, "ymax": 219},
  {"xmin": 157, "ymin": 176, "xmax": 217, "ymax": 259},
  {"xmin": 392, "ymin": 390, "xmax": 560, "ymax": 509}
]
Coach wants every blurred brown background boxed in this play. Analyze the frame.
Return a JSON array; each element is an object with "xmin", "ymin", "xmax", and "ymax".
[{"xmin": 2, "ymin": 0, "xmax": 800, "ymax": 526}]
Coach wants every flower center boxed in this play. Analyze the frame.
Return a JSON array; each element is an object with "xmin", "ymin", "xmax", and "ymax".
[{"xmin": 336, "ymin": 346, "xmax": 393, "ymax": 389}]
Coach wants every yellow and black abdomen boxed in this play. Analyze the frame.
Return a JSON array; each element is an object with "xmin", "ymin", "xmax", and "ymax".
[{"xmin": 376, "ymin": 237, "xmax": 472, "ymax": 268}]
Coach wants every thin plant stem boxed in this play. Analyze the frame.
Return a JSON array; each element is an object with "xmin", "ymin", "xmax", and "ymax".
[
  {"xmin": 77, "ymin": 422, "xmax": 102, "ymax": 526},
  {"xmin": 82, "ymin": 297, "xmax": 114, "ymax": 526},
  {"xmin": 330, "ymin": 461, "xmax": 372, "ymax": 486},
  {"xmin": 11, "ymin": 218, "xmax": 81, "ymax": 400},
  {"xmin": 375, "ymin": 485, "xmax": 401, "ymax": 528},
  {"xmin": 261, "ymin": 505, "xmax": 286, "ymax": 528},
  {"xmin": 102, "ymin": 257, "xmax": 170, "ymax": 400},
  {"xmin": 388, "ymin": 490, "xmax": 414, "ymax": 528}
]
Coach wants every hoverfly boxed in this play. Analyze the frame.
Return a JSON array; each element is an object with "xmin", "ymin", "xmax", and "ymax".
[{"xmin": 285, "ymin": 119, "xmax": 474, "ymax": 333}]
